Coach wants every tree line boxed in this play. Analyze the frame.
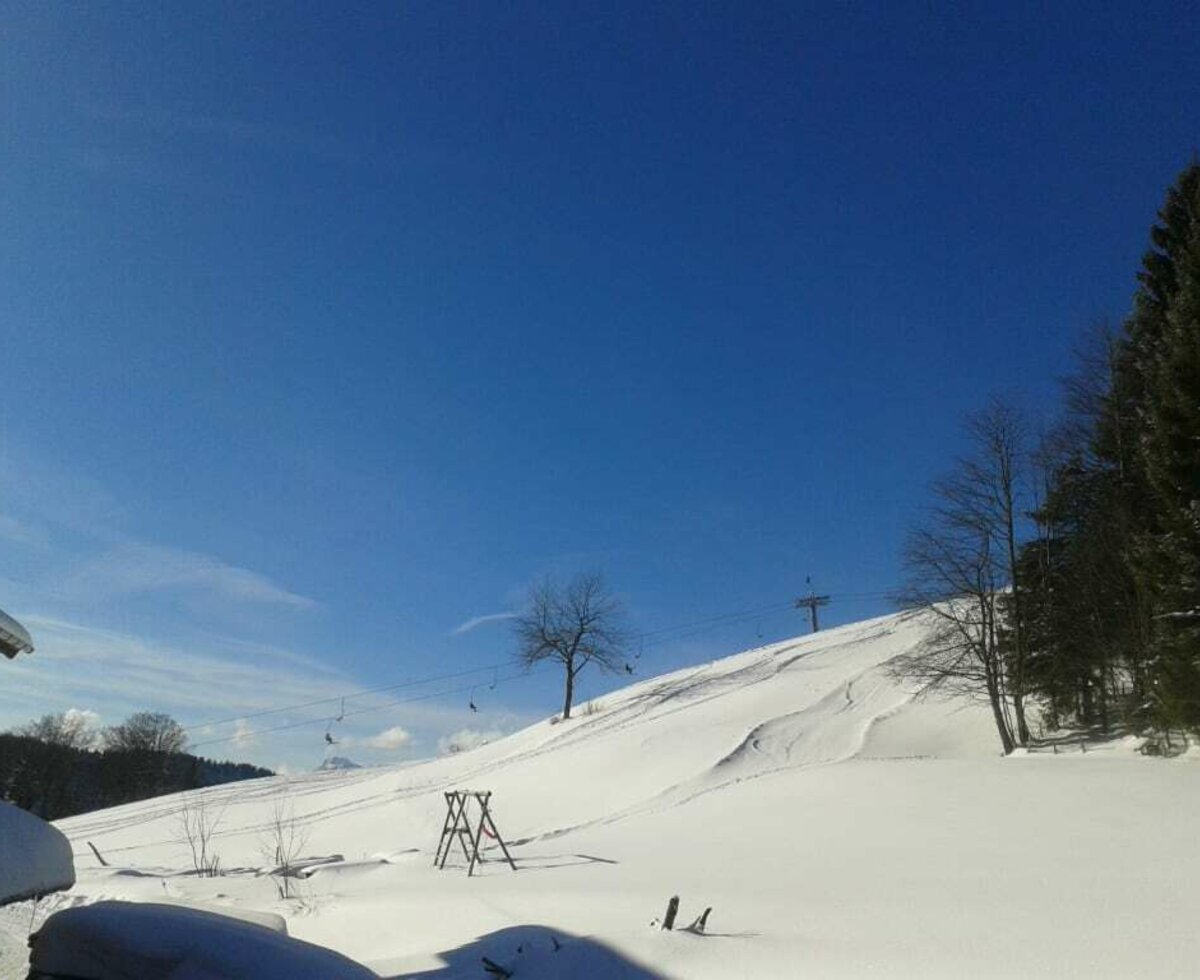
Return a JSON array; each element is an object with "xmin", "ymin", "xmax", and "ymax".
[
  {"xmin": 1, "ymin": 710, "xmax": 272, "ymax": 820},
  {"xmin": 896, "ymin": 162, "xmax": 1200, "ymax": 754}
]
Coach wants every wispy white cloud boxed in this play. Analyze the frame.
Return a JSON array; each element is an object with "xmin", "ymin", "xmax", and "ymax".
[
  {"xmin": 0, "ymin": 616, "xmax": 348, "ymax": 731},
  {"xmin": 0, "ymin": 447, "xmax": 315, "ymax": 616},
  {"xmin": 191, "ymin": 633, "xmax": 342, "ymax": 676},
  {"xmin": 60, "ymin": 542, "xmax": 316, "ymax": 610},
  {"xmin": 451, "ymin": 611, "xmax": 515, "ymax": 636},
  {"xmin": 361, "ymin": 725, "xmax": 412, "ymax": 751}
]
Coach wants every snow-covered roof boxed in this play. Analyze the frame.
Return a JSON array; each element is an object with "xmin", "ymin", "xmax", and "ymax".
[
  {"xmin": 0, "ymin": 607, "xmax": 33, "ymax": 659},
  {"xmin": 0, "ymin": 803, "xmax": 75, "ymax": 905}
]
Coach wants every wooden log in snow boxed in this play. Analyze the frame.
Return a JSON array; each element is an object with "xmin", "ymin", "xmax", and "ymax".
[
  {"xmin": 662, "ymin": 895, "xmax": 679, "ymax": 930},
  {"xmin": 685, "ymin": 907, "xmax": 712, "ymax": 934}
]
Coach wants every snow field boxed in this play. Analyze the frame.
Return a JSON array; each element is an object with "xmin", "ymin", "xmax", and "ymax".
[{"xmin": 7, "ymin": 610, "xmax": 1195, "ymax": 978}]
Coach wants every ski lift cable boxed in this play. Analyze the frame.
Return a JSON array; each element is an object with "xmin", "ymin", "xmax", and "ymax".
[
  {"xmin": 180, "ymin": 660, "xmax": 511, "ymax": 734},
  {"xmin": 641, "ymin": 607, "xmax": 790, "ymax": 648},
  {"xmin": 183, "ymin": 590, "xmax": 900, "ymax": 741},
  {"xmin": 635, "ymin": 600, "xmax": 795, "ymax": 640},
  {"xmin": 639, "ymin": 590, "xmax": 900, "ymax": 648},
  {"xmin": 182, "ymin": 606, "xmax": 792, "ymax": 736},
  {"xmin": 188, "ymin": 663, "xmax": 559, "ymax": 751}
]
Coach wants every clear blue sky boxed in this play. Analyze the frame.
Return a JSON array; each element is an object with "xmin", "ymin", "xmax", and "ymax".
[{"xmin": 1, "ymin": 2, "xmax": 1196, "ymax": 771}]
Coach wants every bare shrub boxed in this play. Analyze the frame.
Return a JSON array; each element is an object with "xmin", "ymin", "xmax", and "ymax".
[
  {"xmin": 178, "ymin": 799, "xmax": 223, "ymax": 876},
  {"xmin": 261, "ymin": 798, "xmax": 309, "ymax": 899}
]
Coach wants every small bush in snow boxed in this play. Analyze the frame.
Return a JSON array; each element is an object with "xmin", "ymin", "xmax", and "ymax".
[{"xmin": 177, "ymin": 800, "xmax": 223, "ymax": 877}]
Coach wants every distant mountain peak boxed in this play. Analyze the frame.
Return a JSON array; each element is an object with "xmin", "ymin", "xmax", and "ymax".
[{"xmin": 316, "ymin": 755, "xmax": 361, "ymax": 771}]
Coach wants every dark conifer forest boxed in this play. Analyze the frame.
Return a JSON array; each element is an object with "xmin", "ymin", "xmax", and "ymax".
[
  {"xmin": 0, "ymin": 714, "xmax": 271, "ymax": 821},
  {"xmin": 899, "ymin": 163, "xmax": 1200, "ymax": 753}
]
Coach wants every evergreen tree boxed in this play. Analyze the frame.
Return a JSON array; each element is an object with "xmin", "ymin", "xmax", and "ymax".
[
  {"xmin": 1024, "ymin": 163, "xmax": 1200, "ymax": 742},
  {"xmin": 1138, "ymin": 166, "xmax": 1200, "ymax": 731}
]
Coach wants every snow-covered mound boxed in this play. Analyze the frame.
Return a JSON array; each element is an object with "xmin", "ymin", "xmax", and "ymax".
[
  {"xmin": 28, "ymin": 901, "xmax": 376, "ymax": 979},
  {"xmin": 0, "ymin": 802, "xmax": 74, "ymax": 905},
  {"xmin": 14, "ymin": 611, "xmax": 1199, "ymax": 979}
]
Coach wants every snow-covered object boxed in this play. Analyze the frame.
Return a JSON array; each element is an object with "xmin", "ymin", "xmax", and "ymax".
[
  {"xmin": 0, "ymin": 802, "xmax": 74, "ymax": 905},
  {"xmin": 0, "ymin": 607, "xmax": 33, "ymax": 658},
  {"xmin": 150, "ymin": 898, "xmax": 288, "ymax": 934},
  {"xmin": 316, "ymin": 755, "xmax": 361, "ymax": 771},
  {"xmin": 28, "ymin": 901, "xmax": 376, "ymax": 979}
]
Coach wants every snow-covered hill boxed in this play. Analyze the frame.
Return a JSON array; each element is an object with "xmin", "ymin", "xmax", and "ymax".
[{"xmin": 13, "ymin": 611, "xmax": 1200, "ymax": 978}]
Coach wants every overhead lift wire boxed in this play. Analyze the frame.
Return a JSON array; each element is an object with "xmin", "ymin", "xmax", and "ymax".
[
  {"xmin": 636, "ymin": 599, "xmax": 796, "ymax": 640},
  {"xmin": 180, "ymin": 661, "xmax": 510, "ymax": 734},
  {"xmin": 187, "ymin": 662, "xmax": 559, "ymax": 751},
  {"xmin": 182, "ymin": 589, "xmax": 900, "ymax": 745}
]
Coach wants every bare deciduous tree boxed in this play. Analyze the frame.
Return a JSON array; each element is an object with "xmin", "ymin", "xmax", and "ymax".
[
  {"xmin": 16, "ymin": 711, "xmax": 97, "ymax": 750},
  {"xmin": 103, "ymin": 712, "xmax": 188, "ymax": 755},
  {"xmin": 892, "ymin": 397, "xmax": 1033, "ymax": 754},
  {"xmin": 513, "ymin": 572, "xmax": 628, "ymax": 720}
]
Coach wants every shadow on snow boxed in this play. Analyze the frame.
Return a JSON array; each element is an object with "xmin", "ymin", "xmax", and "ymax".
[{"xmin": 387, "ymin": 924, "xmax": 667, "ymax": 980}]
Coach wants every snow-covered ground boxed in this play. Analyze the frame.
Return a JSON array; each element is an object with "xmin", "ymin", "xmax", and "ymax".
[{"xmin": 5, "ymin": 610, "xmax": 1197, "ymax": 978}]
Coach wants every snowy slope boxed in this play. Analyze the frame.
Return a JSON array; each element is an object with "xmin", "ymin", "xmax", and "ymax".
[{"xmin": 8, "ymin": 610, "xmax": 1198, "ymax": 979}]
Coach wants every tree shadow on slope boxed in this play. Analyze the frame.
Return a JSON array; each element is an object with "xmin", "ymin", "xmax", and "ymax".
[
  {"xmin": 387, "ymin": 924, "xmax": 666, "ymax": 979},
  {"xmin": 1028, "ymin": 722, "xmax": 1142, "ymax": 754}
]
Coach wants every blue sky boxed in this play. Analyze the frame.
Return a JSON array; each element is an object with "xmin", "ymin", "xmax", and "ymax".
[{"xmin": 1, "ymin": 2, "xmax": 1196, "ymax": 771}]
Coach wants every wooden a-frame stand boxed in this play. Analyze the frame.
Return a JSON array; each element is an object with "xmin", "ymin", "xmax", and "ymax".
[{"xmin": 434, "ymin": 790, "xmax": 517, "ymax": 876}]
